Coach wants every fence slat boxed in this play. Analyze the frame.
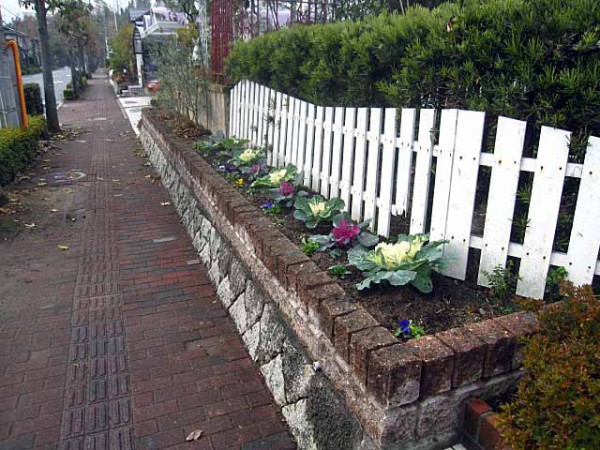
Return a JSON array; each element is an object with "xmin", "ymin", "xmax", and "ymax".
[
  {"xmin": 297, "ymin": 101, "xmax": 308, "ymax": 176},
  {"xmin": 409, "ymin": 109, "xmax": 436, "ymax": 234},
  {"xmin": 477, "ymin": 117, "xmax": 526, "ymax": 286},
  {"xmin": 244, "ymin": 81, "xmax": 251, "ymax": 141},
  {"xmin": 292, "ymin": 99, "xmax": 301, "ymax": 167},
  {"xmin": 517, "ymin": 126, "xmax": 570, "ymax": 298},
  {"xmin": 429, "ymin": 109, "xmax": 458, "ymax": 242},
  {"xmin": 271, "ymin": 92, "xmax": 283, "ymax": 167},
  {"xmin": 567, "ymin": 137, "xmax": 600, "ymax": 286},
  {"xmin": 364, "ymin": 109, "xmax": 382, "ymax": 223},
  {"xmin": 247, "ymin": 82, "xmax": 254, "ymax": 141},
  {"xmin": 311, "ymin": 106, "xmax": 324, "ymax": 192},
  {"xmin": 278, "ymin": 94, "xmax": 289, "ymax": 167},
  {"xmin": 229, "ymin": 84, "xmax": 236, "ymax": 137},
  {"xmin": 285, "ymin": 97, "xmax": 296, "ymax": 164},
  {"xmin": 394, "ymin": 109, "xmax": 416, "ymax": 216},
  {"xmin": 340, "ymin": 108, "xmax": 356, "ymax": 211},
  {"xmin": 320, "ymin": 107, "xmax": 334, "ymax": 197},
  {"xmin": 237, "ymin": 81, "xmax": 246, "ymax": 139},
  {"xmin": 377, "ymin": 108, "xmax": 397, "ymax": 237},
  {"xmin": 256, "ymin": 85, "xmax": 265, "ymax": 148},
  {"xmin": 351, "ymin": 108, "xmax": 368, "ymax": 221},
  {"xmin": 304, "ymin": 103, "xmax": 316, "ymax": 187},
  {"xmin": 441, "ymin": 110, "xmax": 485, "ymax": 280},
  {"xmin": 266, "ymin": 88, "xmax": 275, "ymax": 164},
  {"xmin": 249, "ymin": 82, "xmax": 257, "ymax": 144},
  {"xmin": 330, "ymin": 107, "xmax": 345, "ymax": 199}
]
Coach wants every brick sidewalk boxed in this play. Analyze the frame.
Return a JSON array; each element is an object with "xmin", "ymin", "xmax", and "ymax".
[{"xmin": 0, "ymin": 78, "xmax": 295, "ymax": 450}]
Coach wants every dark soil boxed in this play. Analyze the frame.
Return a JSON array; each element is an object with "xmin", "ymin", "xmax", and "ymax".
[{"xmin": 153, "ymin": 108, "xmax": 522, "ymax": 336}]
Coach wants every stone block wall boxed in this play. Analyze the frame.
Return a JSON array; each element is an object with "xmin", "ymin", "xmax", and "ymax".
[{"xmin": 139, "ymin": 109, "xmax": 536, "ymax": 450}]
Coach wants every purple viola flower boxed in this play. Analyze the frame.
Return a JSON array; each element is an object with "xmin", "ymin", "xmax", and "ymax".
[
  {"xmin": 218, "ymin": 165, "xmax": 226, "ymax": 171},
  {"xmin": 262, "ymin": 201, "xmax": 274, "ymax": 210},
  {"xmin": 279, "ymin": 181, "xmax": 295, "ymax": 196},
  {"xmin": 224, "ymin": 164, "xmax": 237, "ymax": 173},
  {"xmin": 398, "ymin": 319, "xmax": 411, "ymax": 336}
]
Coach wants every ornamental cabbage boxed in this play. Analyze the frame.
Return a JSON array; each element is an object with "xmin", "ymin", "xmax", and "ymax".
[
  {"xmin": 293, "ymin": 195, "xmax": 345, "ymax": 229},
  {"xmin": 310, "ymin": 213, "xmax": 379, "ymax": 251},
  {"xmin": 252, "ymin": 164, "xmax": 300, "ymax": 189},
  {"xmin": 231, "ymin": 147, "xmax": 264, "ymax": 168},
  {"xmin": 348, "ymin": 234, "xmax": 448, "ymax": 293}
]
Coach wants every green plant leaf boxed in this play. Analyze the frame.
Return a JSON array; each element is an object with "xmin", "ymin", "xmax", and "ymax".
[{"xmin": 293, "ymin": 210, "xmax": 309, "ymax": 221}]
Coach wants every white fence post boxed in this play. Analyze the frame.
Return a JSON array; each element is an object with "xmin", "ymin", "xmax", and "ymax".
[
  {"xmin": 340, "ymin": 108, "xmax": 357, "ymax": 212},
  {"xmin": 441, "ymin": 110, "xmax": 485, "ymax": 280},
  {"xmin": 566, "ymin": 136, "xmax": 600, "ymax": 286},
  {"xmin": 477, "ymin": 117, "xmax": 527, "ymax": 286},
  {"xmin": 377, "ymin": 108, "xmax": 397, "ymax": 237},
  {"xmin": 350, "ymin": 108, "xmax": 368, "ymax": 221},
  {"xmin": 394, "ymin": 109, "xmax": 416, "ymax": 216},
  {"xmin": 409, "ymin": 109, "xmax": 436, "ymax": 235},
  {"xmin": 429, "ymin": 109, "xmax": 458, "ymax": 243},
  {"xmin": 517, "ymin": 127, "xmax": 570, "ymax": 298}
]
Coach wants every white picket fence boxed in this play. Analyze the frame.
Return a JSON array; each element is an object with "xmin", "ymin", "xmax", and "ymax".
[{"xmin": 229, "ymin": 80, "xmax": 600, "ymax": 299}]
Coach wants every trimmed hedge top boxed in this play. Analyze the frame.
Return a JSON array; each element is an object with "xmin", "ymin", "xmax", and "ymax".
[
  {"xmin": 0, "ymin": 116, "xmax": 47, "ymax": 186},
  {"xmin": 226, "ymin": 0, "xmax": 600, "ymax": 158}
]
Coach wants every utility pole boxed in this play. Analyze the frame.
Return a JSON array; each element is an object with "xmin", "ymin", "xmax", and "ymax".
[{"xmin": 114, "ymin": 0, "xmax": 119, "ymax": 32}]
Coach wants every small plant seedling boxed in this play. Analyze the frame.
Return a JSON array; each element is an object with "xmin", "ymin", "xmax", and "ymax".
[
  {"xmin": 328, "ymin": 264, "xmax": 352, "ymax": 280},
  {"xmin": 300, "ymin": 236, "xmax": 320, "ymax": 257},
  {"xmin": 484, "ymin": 261, "xmax": 520, "ymax": 303},
  {"xmin": 545, "ymin": 266, "xmax": 568, "ymax": 302}
]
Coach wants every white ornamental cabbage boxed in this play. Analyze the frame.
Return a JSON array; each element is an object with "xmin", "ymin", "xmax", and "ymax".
[{"xmin": 348, "ymin": 234, "xmax": 447, "ymax": 293}]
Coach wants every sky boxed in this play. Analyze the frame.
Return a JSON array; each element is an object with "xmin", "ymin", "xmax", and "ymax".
[{"xmin": 1, "ymin": 0, "xmax": 121, "ymax": 23}]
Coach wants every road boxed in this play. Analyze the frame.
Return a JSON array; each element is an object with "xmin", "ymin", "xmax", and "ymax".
[{"xmin": 22, "ymin": 66, "xmax": 71, "ymax": 107}]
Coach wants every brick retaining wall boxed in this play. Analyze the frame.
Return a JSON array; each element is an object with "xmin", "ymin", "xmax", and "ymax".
[{"xmin": 139, "ymin": 109, "xmax": 537, "ymax": 450}]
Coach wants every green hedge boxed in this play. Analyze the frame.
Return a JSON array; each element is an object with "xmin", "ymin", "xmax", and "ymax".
[
  {"xmin": 0, "ymin": 116, "xmax": 47, "ymax": 186},
  {"xmin": 227, "ymin": 0, "xmax": 600, "ymax": 158},
  {"xmin": 23, "ymin": 83, "xmax": 44, "ymax": 116}
]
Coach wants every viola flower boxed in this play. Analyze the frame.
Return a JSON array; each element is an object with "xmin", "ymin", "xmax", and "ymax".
[
  {"xmin": 262, "ymin": 201, "xmax": 274, "ymax": 210},
  {"xmin": 218, "ymin": 165, "xmax": 226, "ymax": 171},
  {"xmin": 398, "ymin": 319, "xmax": 411, "ymax": 336},
  {"xmin": 235, "ymin": 178, "xmax": 244, "ymax": 187},
  {"xmin": 332, "ymin": 219, "xmax": 361, "ymax": 246},
  {"xmin": 279, "ymin": 181, "xmax": 295, "ymax": 196}
]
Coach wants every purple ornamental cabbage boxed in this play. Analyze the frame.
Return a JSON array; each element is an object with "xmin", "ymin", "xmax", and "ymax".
[
  {"xmin": 332, "ymin": 219, "xmax": 361, "ymax": 247},
  {"xmin": 279, "ymin": 181, "xmax": 295, "ymax": 196}
]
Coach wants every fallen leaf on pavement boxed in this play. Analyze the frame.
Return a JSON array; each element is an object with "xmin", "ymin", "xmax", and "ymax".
[
  {"xmin": 37, "ymin": 182, "xmax": 47, "ymax": 187},
  {"xmin": 24, "ymin": 223, "xmax": 36, "ymax": 229},
  {"xmin": 185, "ymin": 430, "xmax": 203, "ymax": 442},
  {"xmin": 57, "ymin": 245, "xmax": 69, "ymax": 251},
  {"xmin": 160, "ymin": 202, "xmax": 170, "ymax": 206},
  {"xmin": 51, "ymin": 209, "xmax": 59, "ymax": 212}
]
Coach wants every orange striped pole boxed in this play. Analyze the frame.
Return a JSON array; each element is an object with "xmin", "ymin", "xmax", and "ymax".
[{"xmin": 6, "ymin": 39, "xmax": 28, "ymax": 128}]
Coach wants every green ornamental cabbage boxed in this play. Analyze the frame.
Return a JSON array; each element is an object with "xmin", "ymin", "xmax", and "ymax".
[
  {"xmin": 293, "ymin": 195, "xmax": 345, "ymax": 229},
  {"xmin": 252, "ymin": 164, "xmax": 300, "ymax": 189},
  {"xmin": 348, "ymin": 234, "xmax": 448, "ymax": 293}
]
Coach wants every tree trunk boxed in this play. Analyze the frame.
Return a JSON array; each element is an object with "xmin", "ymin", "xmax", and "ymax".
[
  {"xmin": 69, "ymin": 49, "xmax": 79, "ymax": 94},
  {"xmin": 34, "ymin": 0, "xmax": 60, "ymax": 133},
  {"xmin": 77, "ymin": 40, "xmax": 86, "ymax": 78}
]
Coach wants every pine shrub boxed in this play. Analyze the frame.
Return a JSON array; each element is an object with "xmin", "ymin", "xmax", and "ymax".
[
  {"xmin": 497, "ymin": 284, "xmax": 600, "ymax": 449},
  {"xmin": 226, "ymin": 0, "xmax": 600, "ymax": 159}
]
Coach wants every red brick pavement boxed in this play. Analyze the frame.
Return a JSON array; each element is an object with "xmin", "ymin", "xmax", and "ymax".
[{"xmin": 0, "ymin": 77, "xmax": 295, "ymax": 450}]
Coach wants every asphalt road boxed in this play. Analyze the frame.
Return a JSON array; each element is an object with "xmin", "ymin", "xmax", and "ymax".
[{"xmin": 22, "ymin": 66, "xmax": 71, "ymax": 107}]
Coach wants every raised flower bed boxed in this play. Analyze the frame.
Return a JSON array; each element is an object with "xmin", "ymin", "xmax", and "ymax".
[{"xmin": 140, "ymin": 108, "xmax": 539, "ymax": 450}]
